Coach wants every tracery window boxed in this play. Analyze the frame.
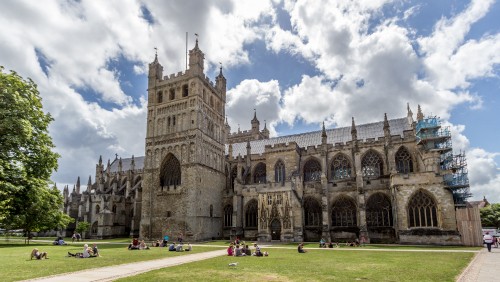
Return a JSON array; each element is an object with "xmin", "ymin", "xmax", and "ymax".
[
  {"xmin": 331, "ymin": 154, "xmax": 352, "ymax": 180},
  {"xmin": 275, "ymin": 161, "xmax": 285, "ymax": 184},
  {"xmin": 395, "ymin": 147, "xmax": 413, "ymax": 174},
  {"xmin": 160, "ymin": 154, "xmax": 181, "ymax": 189},
  {"xmin": 361, "ymin": 150, "xmax": 383, "ymax": 177},
  {"xmin": 254, "ymin": 162, "xmax": 267, "ymax": 184},
  {"xmin": 366, "ymin": 193, "xmax": 393, "ymax": 227},
  {"xmin": 245, "ymin": 200, "xmax": 258, "ymax": 228},
  {"xmin": 408, "ymin": 190, "xmax": 438, "ymax": 228},
  {"xmin": 224, "ymin": 205, "xmax": 233, "ymax": 227},
  {"xmin": 331, "ymin": 196, "xmax": 357, "ymax": 227},
  {"xmin": 304, "ymin": 159, "xmax": 322, "ymax": 182},
  {"xmin": 304, "ymin": 197, "xmax": 322, "ymax": 227},
  {"xmin": 95, "ymin": 205, "xmax": 100, "ymax": 214}
]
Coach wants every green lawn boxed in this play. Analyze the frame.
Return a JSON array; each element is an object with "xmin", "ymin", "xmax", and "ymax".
[
  {"xmin": 118, "ymin": 247, "xmax": 475, "ymax": 282},
  {"xmin": 0, "ymin": 239, "xmax": 223, "ymax": 281}
]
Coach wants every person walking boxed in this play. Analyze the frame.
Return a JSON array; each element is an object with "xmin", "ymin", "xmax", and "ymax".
[{"xmin": 483, "ymin": 232, "xmax": 494, "ymax": 252}]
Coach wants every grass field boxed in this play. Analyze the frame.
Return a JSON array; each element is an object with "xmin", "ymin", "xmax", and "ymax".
[{"xmin": 0, "ymin": 238, "xmax": 478, "ymax": 281}]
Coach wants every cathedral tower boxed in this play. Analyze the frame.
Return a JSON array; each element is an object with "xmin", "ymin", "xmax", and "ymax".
[{"xmin": 140, "ymin": 39, "xmax": 227, "ymax": 240}]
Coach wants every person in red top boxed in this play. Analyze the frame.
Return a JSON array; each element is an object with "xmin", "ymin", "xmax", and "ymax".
[
  {"xmin": 227, "ymin": 244, "xmax": 234, "ymax": 256},
  {"xmin": 483, "ymin": 232, "xmax": 494, "ymax": 252}
]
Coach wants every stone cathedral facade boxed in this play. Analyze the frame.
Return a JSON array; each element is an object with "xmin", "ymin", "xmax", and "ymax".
[{"xmin": 65, "ymin": 40, "xmax": 472, "ymax": 244}]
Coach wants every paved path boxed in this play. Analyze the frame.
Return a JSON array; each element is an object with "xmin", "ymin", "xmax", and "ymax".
[
  {"xmin": 21, "ymin": 249, "xmax": 226, "ymax": 282},
  {"xmin": 457, "ymin": 246, "xmax": 500, "ymax": 282}
]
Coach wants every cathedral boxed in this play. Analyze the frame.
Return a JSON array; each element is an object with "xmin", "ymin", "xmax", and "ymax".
[{"xmin": 63, "ymin": 39, "xmax": 474, "ymax": 245}]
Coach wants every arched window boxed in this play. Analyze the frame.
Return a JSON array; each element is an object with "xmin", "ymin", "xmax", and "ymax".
[
  {"xmin": 230, "ymin": 166, "xmax": 237, "ymax": 192},
  {"xmin": 210, "ymin": 205, "xmax": 213, "ymax": 217},
  {"xmin": 395, "ymin": 147, "xmax": 413, "ymax": 174},
  {"xmin": 169, "ymin": 89, "xmax": 175, "ymax": 100},
  {"xmin": 408, "ymin": 190, "xmax": 438, "ymax": 228},
  {"xmin": 95, "ymin": 205, "xmax": 100, "ymax": 214},
  {"xmin": 91, "ymin": 221, "xmax": 98, "ymax": 234},
  {"xmin": 182, "ymin": 84, "xmax": 188, "ymax": 97},
  {"xmin": 245, "ymin": 200, "xmax": 258, "ymax": 228},
  {"xmin": 304, "ymin": 197, "xmax": 322, "ymax": 227},
  {"xmin": 304, "ymin": 159, "xmax": 321, "ymax": 182},
  {"xmin": 112, "ymin": 204, "xmax": 117, "ymax": 213},
  {"xmin": 157, "ymin": 91, "xmax": 163, "ymax": 103},
  {"xmin": 331, "ymin": 154, "xmax": 352, "ymax": 180},
  {"xmin": 160, "ymin": 154, "xmax": 181, "ymax": 189},
  {"xmin": 366, "ymin": 193, "xmax": 393, "ymax": 227},
  {"xmin": 275, "ymin": 161, "xmax": 285, "ymax": 184},
  {"xmin": 224, "ymin": 205, "xmax": 233, "ymax": 227},
  {"xmin": 361, "ymin": 150, "xmax": 383, "ymax": 177},
  {"xmin": 254, "ymin": 162, "xmax": 266, "ymax": 184},
  {"xmin": 331, "ymin": 196, "xmax": 357, "ymax": 227}
]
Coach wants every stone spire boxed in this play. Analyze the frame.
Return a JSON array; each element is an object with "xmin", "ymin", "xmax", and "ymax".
[
  {"xmin": 99, "ymin": 155, "xmax": 102, "ymax": 165},
  {"xmin": 131, "ymin": 155, "xmax": 135, "ymax": 171},
  {"xmin": 417, "ymin": 104, "xmax": 424, "ymax": 121},
  {"xmin": 87, "ymin": 175, "xmax": 92, "ymax": 192},
  {"xmin": 321, "ymin": 121, "xmax": 327, "ymax": 145},
  {"xmin": 188, "ymin": 34, "xmax": 205, "ymax": 75},
  {"xmin": 118, "ymin": 157, "xmax": 123, "ymax": 172},
  {"xmin": 262, "ymin": 120, "xmax": 269, "ymax": 138},
  {"xmin": 351, "ymin": 117, "xmax": 357, "ymax": 141},
  {"xmin": 216, "ymin": 63, "xmax": 227, "ymax": 97},
  {"xmin": 76, "ymin": 176, "xmax": 81, "ymax": 194},
  {"xmin": 407, "ymin": 103, "xmax": 414, "ymax": 124},
  {"xmin": 383, "ymin": 113, "xmax": 390, "ymax": 136}
]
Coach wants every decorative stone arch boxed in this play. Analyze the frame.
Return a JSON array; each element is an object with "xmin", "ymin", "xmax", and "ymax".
[
  {"xmin": 274, "ymin": 159, "xmax": 286, "ymax": 184},
  {"xmin": 330, "ymin": 153, "xmax": 353, "ymax": 180},
  {"xmin": 407, "ymin": 189, "xmax": 439, "ymax": 228},
  {"xmin": 361, "ymin": 149, "xmax": 384, "ymax": 178},
  {"xmin": 245, "ymin": 199, "xmax": 258, "ymax": 228},
  {"xmin": 395, "ymin": 146, "xmax": 414, "ymax": 174},
  {"xmin": 223, "ymin": 204, "xmax": 233, "ymax": 227},
  {"xmin": 331, "ymin": 195, "xmax": 357, "ymax": 227},
  {"xmin": 159, "ymin": 153, "xmax": 181, "ymax": 189},
  {"xmin": 253, "ymin": 162, "xmax": 267, "ymax": 184},
  {"xmin": 91, "ymin": 221, "xmax": 98, "ymax": 234},
  {"xmin": 303, "ymin": 157, "xmax": 322, "ymax": 182},
  {"xmin": 366, "ymin": 193, "xmax": 393, "ymax": 227},
  {"xmin": 95, "ymin": 204, "xmax": 100, "ymax": 214}
]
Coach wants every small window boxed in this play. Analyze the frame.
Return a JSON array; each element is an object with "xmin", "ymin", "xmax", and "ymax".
[
  {"xmin": 210, "ymin": 96, "xmax": 214, "ymax": 107},
  {"xmin": 182, "ymin": 85, "xmax": 188, "ymax": 97},
  {"xmin": 167, "ymin": 211, "xmax": 172, "ymax": 217},
  {"xmin": 95, "ymin": 205, "xmax": 100, "ymax": 214},
  {"xmin": 169, "ymin": 89, "xmax": 175, "ymax": 100},
  {"xmin": 157, "ymin": 91, "xmax": 163, "ymax": 103},
  {"xmin": 224, "ymin": 205, "xmax": 232, "ymax": 227},
  {"xmin": 112, "ymin": 204, "xmax": 117, "ymax": 213}
]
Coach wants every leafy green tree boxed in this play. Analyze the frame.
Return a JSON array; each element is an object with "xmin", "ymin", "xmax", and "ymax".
[
  {"xmin": 75, "ymin": 221, "xmax": 91, "ymax": 240},
  {"xmin": 0, "ymin": 66, "xmax": 72, "ymax": 242},
  {"xmin": 480, "ymin": 203, "xmax": 500, "ymax": 229}
]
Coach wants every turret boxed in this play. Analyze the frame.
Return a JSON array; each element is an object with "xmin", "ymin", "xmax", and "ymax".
[
  {"xmin": 383, "ymin": 113, "xmax": 391, "ymax": 145},
  {"xmin": 188, "ymin": 37, "xmax": 204, "ymax": 76},
  {"xmin": 87, "ymin": 175, "xmax": 92, "ymax": 193},
  {"xmin": 148, "ymin": 49, "xmax": 163, "ymax": 86},
  {"xmin": 76, "ymin": 176, "xmax": 80, "ymax": 194},
  {"xmin": 321, "ymin": 122, "xmax": 327, "ymax": 145},
  {"xmin": 63, "ymin": 185, "xmax": 69, "ymax": 201},
  {"xmin": 215, "ymin": 66, "xmax": 227, "ymax": 98},
  {"xmin": 262, "ymin": 120, "xmax": 270, "ymax": 139},
  {"xmin": 131, "ymin": 155, "xmax": 135, "ymax": 171},
  {"xmin": 118, "ymin": 157, "xmax": 123, "ymax": 173},
  {"xmin": 417, "ymin": 104, "xmax": 424, "ymax": 121},
  {"xmin": 407, "ymin": 103, "xmax": 414, "ymax": 125},
  {"xmin": 351, "ymin": 117, "xmax": 357, "ymax": 141},
  {"xmin": 251, "ymin": 110, "xmax": 260, "ymax": 133}
]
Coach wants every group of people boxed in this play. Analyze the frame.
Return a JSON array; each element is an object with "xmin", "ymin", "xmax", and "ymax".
[
  {"xmin": 68, "ymin": 243, "xmax": 100, "ymax": 258},
  {"xmin": 128, "ymin": 238, "xmax": 150, "ymax": 250},
  {"xmin": 52, "ymin": 236, "xmax": 67, "ymax": 246},
  {"xmin": 482, "ymin": 232, "xmax": 500, "ymax": 252},
  {"xmin": 168, "ymin": 242, "xmax": 192, "ymax": 252},
  {"xmin": 71, "ymin": 232, "xmax": 82, "ymax": 243},
  {"xmin": 227, "ymin": 242, "xmax": 267, "ymax": 257}
]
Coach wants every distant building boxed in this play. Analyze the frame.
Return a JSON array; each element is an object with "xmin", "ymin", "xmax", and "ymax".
[{"xmin": 65, "ymin": 39, "xmax": 473, "ymax": 245}]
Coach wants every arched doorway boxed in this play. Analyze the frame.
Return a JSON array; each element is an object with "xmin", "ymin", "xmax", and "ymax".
[{"xmin": 270, "ymin": 219, "xmax": 281, "ymax": 240}]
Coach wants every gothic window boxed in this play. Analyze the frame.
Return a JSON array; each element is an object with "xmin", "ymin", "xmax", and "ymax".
[
  {"xmin": 224, "ymin": 205, "xmax": 233, "ymax": 227},
  {"xmin": 95, "ymin": 205, "xmax": 100, "ymax": 214},
  {"xmin": 210, "ymin": 205, "xmax": 213, "ymax": 217},
  {"xmin": 230, "ymin": 166, "xmax": 237, "ymax": 192},
  {"xmin": 395, "ymin": 147, "xmax": 413, "ymax": 174},
  {"xmin": 366, "ymin": 193, "xmax": 393, "ymax": 227},
  {"xmin": 408, "ymin": 190, "xmax": 438, "ymax": 228},
  {"xmin": 331, "ymin": 196, "xmax": 357, "ymax": 227},
  {"xmin": 160, "ymin": 154, "xmax": 181, "ymax": 189},
  {"xmin": 254, "ymin": 162, "xmax": 267, "ymax": 184},
  {"xmin": 304, "ymin": 197, "xmax": 322, "ymax": 227},
  {"xmin": 331, "ymin": 154, "xmax": 352, "ymax": 180},
  {"xmin": 304, "ymin": 159, "xmax": 322, "ymax": 182},
  {"xmin": 361, "ymin": 150, "xmax": 383, "ymax": 177},
  {"xmin": 91, "ymin": 221, "xmax": 98, "ymax": 234},
  {"xmin": 112, "ymin": 204, "xmax": 117, "ymax": 213},
  {"xmin": 157, "ymin": 91, "xmax": 163, "ymax": 103},
  {"xmin": 169, "ymin": 89, "xmax": 175, "ymax": 100},
  {"xmin": 275, "ymin": 160, "xmax": 285, "ymax": 184},
  {"xmin": 245, "ymin": 200, "xmax": 258, "ymax": 228},
  {"xmin": 182, "ymin": 85, "xmax": 188, "ymax": 97}
]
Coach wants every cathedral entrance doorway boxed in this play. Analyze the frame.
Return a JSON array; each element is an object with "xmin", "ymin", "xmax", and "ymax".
[{"xmin": 271, "ymin": 219, "xmax": 281, "ymax": 240}]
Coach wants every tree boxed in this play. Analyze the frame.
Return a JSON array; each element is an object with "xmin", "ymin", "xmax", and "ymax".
[
  {"xmin": 75, "ymin": 221, "xmax": 91, "ymax": 240},
  {"xmin": 0, "ymin": 66, "xmax": 72, "ymax": 242},
  {"xmin": 480, "ymin": 204, "xmax": 500, "ymax": 229}
]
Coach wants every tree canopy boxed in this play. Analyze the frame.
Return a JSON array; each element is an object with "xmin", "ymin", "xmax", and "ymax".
[
  {"xmin": 0, "ymin": 66, "xmax": 72, "ymax": 236},
  {"xmin": 480, "ymin": 203, "xmax": 500, "ymax": 229}
]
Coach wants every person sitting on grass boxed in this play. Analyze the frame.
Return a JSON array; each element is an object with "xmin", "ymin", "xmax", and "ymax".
[
  {"xmin": 235, "ymin": 244, "xmax": 244, "ymax": 256},
  {"xmin": 92, "ymin": 243, "xmax": 100, "ymax": 257},
  {"xmin": 68, "ymin": 244, "xmax": 91, "ymax": 258},
  {"xmin": 30, "ymin": 248, "xmax": 48, "ymax": 260},
  {"xmin": 227, "ymin": 243, "xmax": 234, "ymax": 256},
  {"xmin": 176, "ymin": 243, "xmax": 184, "ymax": 252},
  {"xmin": 128, "ymin": 238, "xmax": 140, "ymax": 250},
  {"xmin": 253, "ymin": 243, "xmax": 263, "ymax": 257},
  {"xmin": 185, "ymin": 243, "xmax": 192, "ymax": 251},
  {"xmin": 168, "ymin": 242, "xmax": 176, "ymax": 251},
  {"xmin": 319, "ymin": 238, "xmax": 326, "ymax": 248},
  {"xmin": 298, "ymin": 243, "xmax": 307, "ymax": 253},
  {"xmin": 139, "ymin": 240, "xmax": 150, "ymax": 250},
  {"xmin": 328, "ymin": 242, "xmax": 334, "ymax": 248}
]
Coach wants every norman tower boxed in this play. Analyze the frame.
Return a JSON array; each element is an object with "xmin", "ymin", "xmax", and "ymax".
[{"xmin": 140, "ymin": 39, "xmax": 227, "ymax": 240}]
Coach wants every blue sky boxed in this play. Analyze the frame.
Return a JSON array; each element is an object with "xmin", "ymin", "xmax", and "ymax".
[{"xmin": 0, "ymin": 0, "xmax": 499, "ymax": 202}]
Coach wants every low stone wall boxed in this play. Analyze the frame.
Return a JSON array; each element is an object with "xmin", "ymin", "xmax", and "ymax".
[{"xmin": 399, "ymin": 229, "xmax": 462, "ymax": 245}]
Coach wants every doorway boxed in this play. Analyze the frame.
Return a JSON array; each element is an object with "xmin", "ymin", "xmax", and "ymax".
[{"xmin": 271, "ymin": 219, "xmax": 281, "ymax": 240}]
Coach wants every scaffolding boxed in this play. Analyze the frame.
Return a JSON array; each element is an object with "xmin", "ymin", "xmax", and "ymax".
[{"xmin": 416, "ymin": 117, "xmax": 471, "ymax": 206}]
